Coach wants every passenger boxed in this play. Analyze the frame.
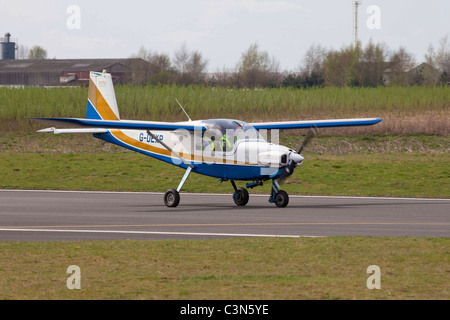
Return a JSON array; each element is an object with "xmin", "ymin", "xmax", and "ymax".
[
  {"xmin": 233, "ymin": 125, "xmax": 244, "ymax": 143},
  {"xmin": 212, "ymin": 135, "xmax": 221, "ymax": 151},
  {"xmin": 220, "ymin": 134, "xmax": 232, "ymax": 151}
]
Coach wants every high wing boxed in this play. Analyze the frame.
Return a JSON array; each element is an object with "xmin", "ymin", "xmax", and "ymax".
[
  {"xmin": 33, "ymin": 117, "xmax": 381, "ymax": 133},
  {"xmin": 249, "ymin": 118, "xmax": 382, "ymax": 130},
  {"xmin": 32, "ymin": 117, "xmax": 207, "ymax": 132}
]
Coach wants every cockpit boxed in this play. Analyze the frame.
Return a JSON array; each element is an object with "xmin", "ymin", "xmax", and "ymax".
[{"xmin": 200, "ymin": 119, "xmax": 264, "ymax": 152}]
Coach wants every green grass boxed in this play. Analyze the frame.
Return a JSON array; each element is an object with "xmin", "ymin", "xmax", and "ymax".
[
  {"xmin": 1, "ymin": 85, "xmax": 448, "ymax": 120},
  {"xmin": 2, "ymin": 131, "xmax": 449, "ymax": 154},
  {"xmin": 0, "ymin": 237, "xmax": 448, "ymax": 300},
  {"xmin": 0, "ymin": 152, "xmax": 448, "ymax": 198}
]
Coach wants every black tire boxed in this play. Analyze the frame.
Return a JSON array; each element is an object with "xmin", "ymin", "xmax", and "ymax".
[
  {"xmin": 164, "ymin": 189, "xmax": 180, "ymax": 208},
  {"xmin": 233, "ymin": 187, "xmax": 249, "ymax": 206},
  {"xmin": 274, "ymin": 190, "xmax": 289, "ymax": 208}
]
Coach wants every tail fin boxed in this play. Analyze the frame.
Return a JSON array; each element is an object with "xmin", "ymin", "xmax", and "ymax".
[{"xmin": 86, "ymin": 71, "xmax": 120, "ymax": 120}]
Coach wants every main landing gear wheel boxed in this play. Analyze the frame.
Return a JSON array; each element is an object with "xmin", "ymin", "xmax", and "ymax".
[
  {"xmin": 164, "ymin": 189, "xmax": 180, "ymax": 208},
  {"xmin": 233, "ymin": 187, "xmax": 249, "ymax": 206},
  {"xmin": 274, "ymin": 190, "xmax": 289, "ymax": 208}
]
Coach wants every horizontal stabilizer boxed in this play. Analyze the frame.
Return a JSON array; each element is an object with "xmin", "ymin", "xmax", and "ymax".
[
  {"xmin": 37, "ymin": 127, "xmax": 108, "ymax": 134},
  {"xmin": 249, "ymin": 118, "xmax": 382, "ymax": 130},
  {"xmin": 31, "ymin": 118, "xmax": 207, "ymax": 132}
]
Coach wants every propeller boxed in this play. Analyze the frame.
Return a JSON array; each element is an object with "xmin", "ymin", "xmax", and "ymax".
[
  {"xmin": 298, "ymin": 125, "xmax": 317, "ymax": 154},
  {"xmin": 278, "ymin": 125, "xmax": 318, "ymax": 184}
]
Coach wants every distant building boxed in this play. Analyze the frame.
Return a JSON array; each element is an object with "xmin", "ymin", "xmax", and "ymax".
[
  {"xmin": 383, "ymin": 62, "xmax": 440, "ymax": 86},
  {"xmin": 407, "ymin": 62, "xmax": 442, "ymax": 85},
  {"xmin": 0, "ymin": 58, "xmax": 152, "ymax": 86},
  {"xmin": 1, "ymin": 33, "xmax": 17, "ymax": 60}
]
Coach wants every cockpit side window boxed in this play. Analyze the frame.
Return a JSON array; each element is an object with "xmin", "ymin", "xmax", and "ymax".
[{"xmin": 201, "ymin": 119, "xmax": 264, "ymax": 152}]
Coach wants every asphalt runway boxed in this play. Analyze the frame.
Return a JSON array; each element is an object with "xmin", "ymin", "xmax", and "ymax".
[{"xmin": 0, "ymin": 190, "xmax": 449, "ymax": 241}]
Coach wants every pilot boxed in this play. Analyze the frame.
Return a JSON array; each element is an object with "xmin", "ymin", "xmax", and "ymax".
[{"xmin": 202, "ymin": 135, "xmax": 216, "ymax": 152}]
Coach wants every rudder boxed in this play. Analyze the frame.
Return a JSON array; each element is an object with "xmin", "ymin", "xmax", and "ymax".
[{"xmin": 86, "ymin": 71, "xmax": 120, "ymax": 120}]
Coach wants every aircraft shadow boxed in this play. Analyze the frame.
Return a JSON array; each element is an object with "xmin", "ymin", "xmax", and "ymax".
[{"xmin": 129, "ymin": 201, "xmax": 427, "ymax": 214}]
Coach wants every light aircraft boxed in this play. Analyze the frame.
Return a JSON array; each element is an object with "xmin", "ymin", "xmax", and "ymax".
[{"xmin": 34, "ymin": 71, "xmax": 382, "ymax": 208}]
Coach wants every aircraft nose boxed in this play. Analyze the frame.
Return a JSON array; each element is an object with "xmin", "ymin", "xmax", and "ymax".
[{"xmin": 290, "ymin": 152, "xmax": 304, "ymax": 164}]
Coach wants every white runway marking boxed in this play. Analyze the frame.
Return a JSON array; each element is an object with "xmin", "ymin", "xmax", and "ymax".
[{"xmin": 0, "ymin": 228, "xmax": 321, "ymax": 239}]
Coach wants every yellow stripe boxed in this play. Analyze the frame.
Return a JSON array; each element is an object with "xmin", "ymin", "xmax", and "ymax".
[
  {"xmin": 88, "ymin": 79, "xmax": 96, "ymax": 105},
  {"xmin": 88, "ymin": 78, "xmax": 119, "ymax": 121},
  {"xmin": 111, "ymin": 130, "xmax": 172, "ymax": 156},
  {"xmin": 96, "ymin": 88, "xmax": 119, "ymax": 121}
]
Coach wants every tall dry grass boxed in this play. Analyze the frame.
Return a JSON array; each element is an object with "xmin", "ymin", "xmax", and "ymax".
[{"xmin": 1, "ymin": 85, "xmax": 448, "ymax": 134}]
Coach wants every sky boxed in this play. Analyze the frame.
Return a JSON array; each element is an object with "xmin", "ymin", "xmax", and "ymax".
[{"xmin": 1, "ymin": 0, "xmax": 449, "ymax": 72}]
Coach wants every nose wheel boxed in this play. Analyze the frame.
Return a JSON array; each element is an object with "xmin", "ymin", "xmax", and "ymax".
[
  {"xmin": 269, "ymin": 179, "xmax": 289, "ymax": 208},
  {"xmin": 272, "ymin": 190, "xmax": 289, "ymax": 208}
]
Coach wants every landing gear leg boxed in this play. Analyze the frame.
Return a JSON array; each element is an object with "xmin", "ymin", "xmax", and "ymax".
[
  {"xmin": 231, "ymin": 180, "xmax": 249, "ymax": 206},
  {"xmin": 164, "ymin": 166, "xmax": 192, "ymax": 208},
  {"xmin": 269, "ymin": 179, "xmax": 289, "ymax": 208}
]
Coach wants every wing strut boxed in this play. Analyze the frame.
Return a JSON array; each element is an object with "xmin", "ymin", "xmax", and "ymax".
[{"xmin": 146, "ymin": 130, "xmax": 194, "ymax": 169}]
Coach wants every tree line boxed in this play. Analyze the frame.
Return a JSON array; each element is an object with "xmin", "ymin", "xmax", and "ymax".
[
  {"xmin": 18, "ymin": 35, "xmax": 450, "ymax": 88},
  {"xmin": 129, "ymin": 36, "xmax": 450, "ymax": 88}
]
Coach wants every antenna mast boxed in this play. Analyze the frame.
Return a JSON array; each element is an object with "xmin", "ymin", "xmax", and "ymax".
[
  {"xmin": 175, "ymin": 99, "xmax": 192, "ymax": 122},
  {"xmin": 353, "ymin": 0, "xmax": 362, "ymax": 48}
]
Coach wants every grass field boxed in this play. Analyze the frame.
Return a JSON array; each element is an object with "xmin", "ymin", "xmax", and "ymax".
[
  {"xmin": 2, "ymin": 130, "xmax": 449, "ymax": 154},
  {"xmin": 0, "ymin": 237, "xmax": 448, "ymax": 300},
  {"xmin": 0, "ymin": 85, "xmax": 448, "ymax": 300},
  {"xmin": 1, "ymin": 85, "xmax": 449, "ymax": 135},
  {"xmin": 0, "ymin": 151, "xmax": 448, "ymax": 198}
]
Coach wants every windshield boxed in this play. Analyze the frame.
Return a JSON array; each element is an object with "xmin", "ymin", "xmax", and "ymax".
[{"xmin": 201, "ymin": 119, "xmax": 264, "ymax": 152}]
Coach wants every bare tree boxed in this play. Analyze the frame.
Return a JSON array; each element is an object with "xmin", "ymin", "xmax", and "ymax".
[
  {"xmin": 386, "ymin": 47, "xmax": 415, "ymax": 86},
  {"xmin": 207, "ymin": 66, "xmax": 239, "ymax": 87},
  {"xmin": 132, "ymin": 45, "xmax": 150, "ymax": 60},
  {"xmin": 186, "ymin": 51, "xmax": 208, "ymax": 84},
  {"xmin": 299, "ymin": 43, "xmax": 328, "ymax": 77},
  {"xmin": 425, "ymin": 34, "xmax": 450, "ymax": 84},
  {"xmin": 17, "ymin": 44, "xmax": 30, "ymax": 60},
  {"xmin": 174, "ymin": 42, "xmax": 191, "ymax": 74},
  {"xmin": 130, "ymin": 46, "xmax": 175, "ymax": 84},
  {"xmin": 131, "ymin": 46, "xmax": 172, "ymax": 72}
]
